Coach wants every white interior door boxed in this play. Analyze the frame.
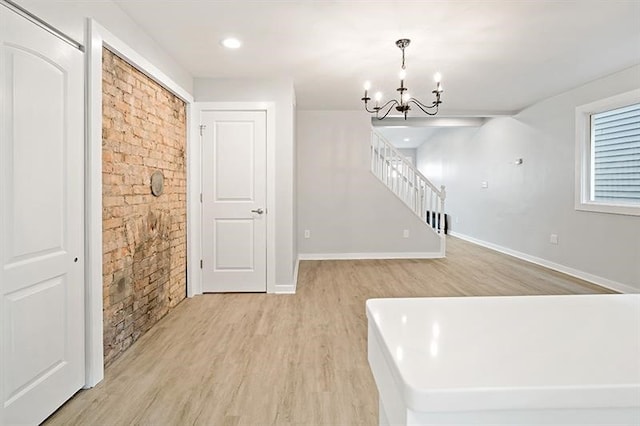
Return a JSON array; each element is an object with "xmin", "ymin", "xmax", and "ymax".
[
  {"xmin": 201, "ymin": 110, "xmax": 267, "ymax": 292},
  {"xmin": 0, "ymin": 6, "xmax": 85, "ymax": 424}
]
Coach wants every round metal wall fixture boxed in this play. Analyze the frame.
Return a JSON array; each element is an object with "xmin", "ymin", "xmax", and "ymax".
[{"xmin": 150, "ymin": 171, "xmax": 164, "ymax": 197}]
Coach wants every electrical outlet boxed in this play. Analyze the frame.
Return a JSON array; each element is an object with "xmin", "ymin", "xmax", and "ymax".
[
  {"xmin": 403, "ymin": 229, "xmax": 410, "ymax": 238},
  {"xmin": 481, "ymin": 181, "xmax": 488, "ymax": 189},
  {"xmin": 550, "ymin": 234, "xmax": 558, "ymax": 245},
  {"xmin": 304, "ymin": 229, "xmax": 311, "ymax": 239}
]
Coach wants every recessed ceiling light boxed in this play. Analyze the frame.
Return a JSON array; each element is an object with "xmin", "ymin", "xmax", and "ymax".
[
  {"xmin": 221, "ymin": 37, "xmax": 242, "ymax": 49},
  {"xmin": 403, "ymin": 138, "xmax": 410, "ymax": 142}
]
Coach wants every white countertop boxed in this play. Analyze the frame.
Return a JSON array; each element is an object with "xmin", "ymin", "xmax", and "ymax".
[{"xmin": 366, "ymin": 294, "xmax": 640, "ymax": 413}]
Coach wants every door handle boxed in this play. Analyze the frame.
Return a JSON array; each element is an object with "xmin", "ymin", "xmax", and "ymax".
[{"xmin": 251, "ymin": 208, "xmax": 264, "ymax": 215}]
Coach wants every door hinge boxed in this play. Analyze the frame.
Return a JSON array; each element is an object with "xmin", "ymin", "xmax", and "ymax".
[
  {"xmin": 199, "ymin": 124, "xmax": 206, "ymax": 136},
  {"xmin": 200, "ymin": 259, "xmax": 203, "ymax": 269},
  {"xmin": 200, "ymin": 193, "xmax": 203, "ymax": 203}
]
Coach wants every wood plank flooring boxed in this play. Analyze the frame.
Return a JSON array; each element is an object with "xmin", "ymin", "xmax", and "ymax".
[{"xmin": 45, "ymin": 236, "xmax": 613, "ymax": 425}]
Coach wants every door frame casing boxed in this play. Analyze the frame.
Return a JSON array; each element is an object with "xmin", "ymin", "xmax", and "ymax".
[
  {"xmin": 191, "ymin": 102, "xmax": 276, "ymax": 296},
  {"xmin": 86, "ymin": 19, "xmax": 194, "ymax": 387}
]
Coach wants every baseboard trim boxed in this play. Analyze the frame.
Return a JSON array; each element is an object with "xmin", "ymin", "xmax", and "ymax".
[
  {"xmin": 298, "ymin": 252, "xmax": 444, "ymax": 260},
  {"xmin": 273, "ymin": 257, "xmax": 300, "ymax": 295},
  {"xmin": 274, "ymin": 284, "xmax": 296, "ymax": 294},
  {"xmin": 449, "ymin": 231, "xmax": 637, "ymax": 294}
]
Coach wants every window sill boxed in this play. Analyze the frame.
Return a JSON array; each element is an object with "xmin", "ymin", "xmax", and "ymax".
[{"xmin": 575, "ymin": 201, "xmax": 640, "ymax": 217}]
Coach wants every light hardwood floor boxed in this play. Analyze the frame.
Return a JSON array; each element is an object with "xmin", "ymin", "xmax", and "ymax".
[{"xmin": 45, "ymin": 236, "xmax": 613, "ymax": 426}]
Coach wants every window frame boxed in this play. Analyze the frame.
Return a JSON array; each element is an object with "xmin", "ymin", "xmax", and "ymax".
[{"xmin": 575, "ymin": 89, "xmax": 640, "ymax": 216}]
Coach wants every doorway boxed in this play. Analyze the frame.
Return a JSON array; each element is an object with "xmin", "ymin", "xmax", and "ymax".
[{"xmin": 201, "ymin": 110, "xmax": 268, "ymax": 292}]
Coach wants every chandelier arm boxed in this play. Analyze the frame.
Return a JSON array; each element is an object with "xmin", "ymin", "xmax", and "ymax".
[
  {"xmin": 409, "ymin": 98, "xmax": 437, "ymax": 110},
  {"xmin": 363, "ymin": 103, "xmax": 380, "ymax": 114},
  {"xmin": 363, "ymin": 97, "xmax": 399, "ymax": 114},
  {"xmin": 408, "ymin": 99, "xmax": 440, "ymax": 116},
  {"xmin": 377, "ymin": 99, "xmax": 398, "ymax": 111},
  {"xmin": 374, "ymin": 100, "xmax": 400, "ymax": 120}
]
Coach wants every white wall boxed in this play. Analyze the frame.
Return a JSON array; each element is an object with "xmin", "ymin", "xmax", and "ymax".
[
  {"xmin": 15, "ymin": 0, "xmax": 193, "ymax": 93},
  {"xmin": 417, "ymin": 65, "xmax": 640, "ymax": 292},
  {"xmin": 194, "ymin": 78, "xmax": 297, "ymax": 287},
  {"xmin": 398, "ymin": 148, "xmax": 417, "ymax": 165},
  {"xmin": 297, "ymin": 110, "xmax": 442, "ymax": 256}
]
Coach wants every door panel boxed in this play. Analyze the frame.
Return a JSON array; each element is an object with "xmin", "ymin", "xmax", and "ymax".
[
  {"xmin": 5, "ymin": 276, "xmax": 66, "ymax": 399},
  {"xmin": 215, "ymin": 121, "xmax": 255, "ymax": 201},
  {"xmin": 1, "ymin": 6, "xmax": 84, "ymax": 424},
  {"xmin": 214, "ymin": 219, "xmax": 255, "ymax": 270},
  {"xmin": 9, "ymin": 49, "xmax": 65, "ymax": 260},
  {"xmin": 202, "ymin": 110, "xmax": 266, "ymax": 292}
]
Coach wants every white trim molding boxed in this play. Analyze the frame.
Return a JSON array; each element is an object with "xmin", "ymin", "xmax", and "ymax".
[
  {"xmin": 449, "ymin": 232, "xmax": 638, "ymax": 294},
  {"xmin": 86, "ymin": 19, "xmax": 194, "ymax": 388},
  {"xmin": 85, "ymin": 18, "xmax": 104, "ymax": 389},
  {"xmin": 298, "ymin": 252, "xmax": 444, "ymax": 260},
  {"xmin": 575, "ymin": 89, "xmax": 640, "ymax": 217},
  {"xmin": 273, "ymin": 257, "xmax": 300, "ymax": 294},
  {"xmin": 274, "ymin": 284, "xmax": 297, "ymax": 294},
  {"xmin": 190, "ymin": 102, "xmax": 277, "ymax": 295},
  {"xmin": 186, "ymin": 102, "xmax": 201, "ymax": 297},
  {"xmin": 290, "ymin": 256, "xmax": 301, "ymax": 294}
]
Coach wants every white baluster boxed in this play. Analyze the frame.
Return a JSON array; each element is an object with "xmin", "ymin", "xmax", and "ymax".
[
  {"xmin": 401, "ymin": 161, "xmax": 406, "ymax": 202},
  {"xmin": 439, "ymin": 185, "xmax": 446, "ymax": 235},
  {"xmin": 378, "ymin": 138, "xmax": 383, "ymax": 178},
  {"xmin": 396, "ymin": 159, "xmax": 400, "ymax": 197},
  {"xmin": 417, "ymin": 177, "xmax": 421, "ymax": 211},
  {"xmin": 430, "ymin": 190, "xmax": 435, "ymax": 229},
  {"xmin": 396, "ymin": 158, "xmax": 401, "ymax": 196},
  {"xmin": 420, "ymin": 183, "xmax": 426, "ymax": 221},
  {"xmin": 400, "ymin": 160, "xmax": 404, "ymax": 201},
  {"xmin": 371, "ymin": 134, "xmax": 376, "ymax": 175},
  {"xmin": 391, "ymin": 155, "xmax": 395, "ymax": 191},
  {"xmin": 426, "ymin": 184, "xmax": 430, "ymax": 222},
  {"xmin": 383, "ymin": 146, "xmax": 389, "ymax": 186},
  {"xmin": 393, "ymin": 157, "xmax": 397, "ymax": 193}
]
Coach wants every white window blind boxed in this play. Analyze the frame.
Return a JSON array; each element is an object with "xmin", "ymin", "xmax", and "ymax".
[{"xmin": 591, "ymin": 102, "xmax": 640, "ymax": 204}]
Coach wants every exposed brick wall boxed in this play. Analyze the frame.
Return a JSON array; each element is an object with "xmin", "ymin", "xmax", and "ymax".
[{"xmin": 102, "ymin": 48, "xmax": 187, "ymax": 366}]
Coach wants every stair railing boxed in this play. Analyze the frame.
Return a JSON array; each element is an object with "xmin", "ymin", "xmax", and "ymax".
[{"xmin": 370, "ymin": 131, "xmax": 447, "ymax": 234}]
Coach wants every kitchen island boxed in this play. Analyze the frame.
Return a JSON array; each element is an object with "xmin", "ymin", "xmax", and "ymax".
[{"xmin": 366, "ymin": 294, "xmax": 640, "ymax": 425}]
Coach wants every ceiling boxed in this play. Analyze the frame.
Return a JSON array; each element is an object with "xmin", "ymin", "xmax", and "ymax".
[{"xmin": 113, "ymin": 0, "xmax": 640, "ymax": 114}]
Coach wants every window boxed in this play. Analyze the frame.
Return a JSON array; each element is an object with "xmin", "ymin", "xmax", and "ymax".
[{"xmin": 576, "ymin": 90, "xmax": 640, "ymax": 216}]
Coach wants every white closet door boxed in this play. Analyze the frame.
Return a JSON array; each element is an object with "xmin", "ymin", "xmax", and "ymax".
[{"xmin": 1, "ymin": 6, "xmax": 85, "ymax": 424}]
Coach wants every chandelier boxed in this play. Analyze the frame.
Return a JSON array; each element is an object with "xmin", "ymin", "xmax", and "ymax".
[{"xmin": 361, "ymin": 39, "xmax": 443, "ymax": 120}]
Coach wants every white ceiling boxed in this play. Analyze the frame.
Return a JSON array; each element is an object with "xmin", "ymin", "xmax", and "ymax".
[{"xmin": 113, "ymin": 0, "xmax": 640, "ymax": 114}]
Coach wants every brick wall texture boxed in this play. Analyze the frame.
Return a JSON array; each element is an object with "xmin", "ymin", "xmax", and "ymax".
[{"xmin": 102, "ymin": 48, "xmax": 187, "ymax": 366}]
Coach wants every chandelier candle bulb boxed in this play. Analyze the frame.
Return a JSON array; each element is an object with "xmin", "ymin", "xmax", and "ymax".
[
  {"xmin": 375, "ymin": 92, "xmax": 382, "ymax": 107},
  {"xmin": 362, "ymin": 81, "xmax": 372, "ymax": 103}
]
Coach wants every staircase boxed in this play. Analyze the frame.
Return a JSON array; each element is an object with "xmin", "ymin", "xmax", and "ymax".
[{"xmin": 370, "ymin": 130, "xmax": 447, "ymax": 251}]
